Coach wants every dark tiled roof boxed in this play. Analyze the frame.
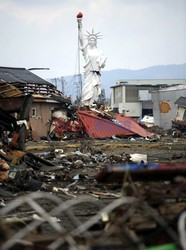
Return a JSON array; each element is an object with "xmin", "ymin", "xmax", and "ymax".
[
  {"xmin": 51, "ymin": 94, "xmax": 71, "ymax": 104},
  {"xmin": 175, "ymin": 96, "xmax": 186, "ymax": 108},
  {"xmin": 0, "ymin": 67, "xmax": 52, "ymax": 85}
]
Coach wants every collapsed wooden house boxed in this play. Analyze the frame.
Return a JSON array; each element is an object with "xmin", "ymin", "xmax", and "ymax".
[{"xmin": 0, "ymin": 67, "xmax": 71, "ymax": 140}]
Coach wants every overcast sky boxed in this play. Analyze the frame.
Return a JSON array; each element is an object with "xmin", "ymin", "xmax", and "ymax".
[{"xmin": 0, "ymin": 0, "xmax": 185, "ymax": 79}]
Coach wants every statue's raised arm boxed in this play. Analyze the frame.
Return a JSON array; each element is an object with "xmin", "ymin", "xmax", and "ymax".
[
  {"xmin": 76, "ymin": 12, "xmax": 107, "ymax": 106},
  {"xmin": 77, "ymin": 12, "xmax": 84, "ymax": 50}
]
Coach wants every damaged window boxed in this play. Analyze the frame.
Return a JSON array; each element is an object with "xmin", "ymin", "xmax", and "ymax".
[{"xmin": 32, "ymin": 108, "xmax": 36, "ymax": 118}]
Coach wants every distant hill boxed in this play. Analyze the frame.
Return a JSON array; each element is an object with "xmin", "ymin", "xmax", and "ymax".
[{"xmin": 53, "ymin": 63, "xmax": 186, "ymax": 98}]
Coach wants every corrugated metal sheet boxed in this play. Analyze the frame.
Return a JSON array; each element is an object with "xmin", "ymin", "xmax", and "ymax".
[
  {"xmin": 115, "ymin": 114, "xmax": 154, "ymax": 138},
  {"xmin": 77, "ymin": 110, "xmax": 135, "ymax": 139}
]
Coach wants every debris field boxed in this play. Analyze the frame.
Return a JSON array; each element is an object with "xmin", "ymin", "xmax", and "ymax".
[{"xmin": 0, "ymin": 130, "xmax": 186, "ymax": 250}]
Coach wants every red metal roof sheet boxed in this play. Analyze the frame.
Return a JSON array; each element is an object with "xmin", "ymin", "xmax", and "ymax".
[
  {"xmin": 77, "ymin": 110, "xmax": 135, "ymax": 139},
  {"xmin": 115, "ymin": 114, "xmax": 154, "ymax": 138}
]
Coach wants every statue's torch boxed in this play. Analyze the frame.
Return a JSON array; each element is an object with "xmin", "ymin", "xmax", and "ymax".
[{"xmin": 76, "ymin": 12, "xmax": 83, "ymax": 27}]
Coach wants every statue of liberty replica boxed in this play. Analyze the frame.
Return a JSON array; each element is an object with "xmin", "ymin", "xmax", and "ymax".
[{"xmin": 76, "ymin": 12, "xmax": 107, "ymax": 106}]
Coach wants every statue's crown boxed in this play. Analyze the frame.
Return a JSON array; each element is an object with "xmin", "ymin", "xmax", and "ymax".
[{"xmin": 85, "ymin": 29, "xmax": 102, "ymax": 40}]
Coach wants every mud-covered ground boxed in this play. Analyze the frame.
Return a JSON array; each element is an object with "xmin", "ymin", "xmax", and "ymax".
[{"xmin": 26, "ymin": 135, "xmax": 186, "ymax": 163}]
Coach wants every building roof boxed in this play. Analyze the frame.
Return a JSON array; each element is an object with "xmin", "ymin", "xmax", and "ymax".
[
  {"xmin": 111, "ymin": 79, "xmax": 186, "ymax": 88},
  {"xmin": 0, "ymin": 67, "xmax": 52, "ymax": 85},
  {"xmin": 175, "ymin": 96, "xmax": 186, "ymax": 108},
  {"xmin": 152, "ymin": 84, "xmax": 186, "ymax": 93}
]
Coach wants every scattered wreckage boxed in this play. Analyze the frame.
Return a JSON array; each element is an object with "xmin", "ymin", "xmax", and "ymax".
[
  {"xmin": 0, "ymin": 136, "xmax": 186, "ymax": 249},
  {"xmin": 0, "ymin": 107, "xmax": 186, "ymax": 249},
  {"xmin": 0, "ymin": 67, "xmax": 186, "ymax": 249},
  {"xmin": 0, "ymin": 191, "xmax": 186, "ymax": 250}
]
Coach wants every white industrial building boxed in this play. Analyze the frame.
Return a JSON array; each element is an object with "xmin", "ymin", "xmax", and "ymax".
[
  {"xmin": 111, "ymin": 79, "xmax": 186, "ymax": 119},
  {"xmin": 152, "ymin": 85, "xmax": 186, "ymax": 129}
]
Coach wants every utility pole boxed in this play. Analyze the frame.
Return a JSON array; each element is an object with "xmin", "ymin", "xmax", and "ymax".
[
  {"xmin": 51, "ymin": 78, "xmax": 58, "ymax": 88},
  {"xmin": 61, "ymin": 76, "xmax": 65, "ymax": 96}
]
